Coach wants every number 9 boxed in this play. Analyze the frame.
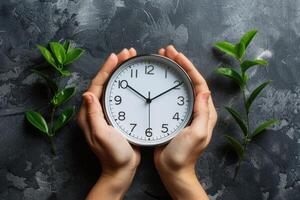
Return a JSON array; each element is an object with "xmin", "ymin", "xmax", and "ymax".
[{"xmin": 114, "ymin": 95, "xmax": 122, "ymax": 105}]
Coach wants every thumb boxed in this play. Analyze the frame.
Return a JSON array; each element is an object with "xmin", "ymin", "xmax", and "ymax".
[
  {"xmin": 190, "ymin": 91, "xmax": 210, "ymax": 131},
  {"xmin": 83, "ymin": 92, "xmax": 107, "ymax": 133}
]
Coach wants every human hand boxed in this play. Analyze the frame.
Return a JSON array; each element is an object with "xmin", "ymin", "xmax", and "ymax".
[
  {"xmin": 154, "ymin": 45, "xmax": 217, "ymax": 200},
  {"xmin": 77, "ymin": 48, "xmax": 140, "ymax": 200}
]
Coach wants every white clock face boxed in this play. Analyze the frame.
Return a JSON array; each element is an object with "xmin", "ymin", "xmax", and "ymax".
[{"xmin": 103, "ymin": 55, "xmax": 194, "ymax": 146}]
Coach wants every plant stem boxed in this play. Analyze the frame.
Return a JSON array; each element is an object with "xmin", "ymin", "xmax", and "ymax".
[
  {"xmin": 234, "ymin": 158, "xmax": 242, "ymax": 180},
  {"xmin": 242, "ymin": 87, "xmax": 251, "ymax": 155},
  {"xmin": 49, "ymin": 136, "xmax": 56, "ymax": 155},
  {"xmin": 242, "ymin": 89, "xmax": 250, "ymax": 136},
  {"xmin": 232, "ymin": 61, "xmax": 250, "ymax": 179},
  {"xmin": 50, "ymin": 106, "xmax": 56, "ymax": 133},
  {"xmin": 49, "ymin": 106, "xmax": 56, "ymax": 155},
  {"xmin": 240, "ymin": 57, "xmax": 250, "ymax": 143}
]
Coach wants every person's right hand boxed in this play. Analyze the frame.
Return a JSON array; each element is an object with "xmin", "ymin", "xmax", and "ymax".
[
  {"xmin": 77, "ymin": 48, "xmax": 141, "ymax": 200},
  {"xmin": 154, "ymin": 45, "xmax": 217, "ymax": 200}
]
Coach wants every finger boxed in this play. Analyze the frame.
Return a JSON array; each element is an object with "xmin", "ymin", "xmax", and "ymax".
[
  {"xmin": 174, "ymin": 53, "xmax": 209, "ymax": 94},
  {"xmin": 77, "ymin": 104, "xmax": 93, "ymax": 145},
  {"xmin": 165, "ymin": 45, "xmax": 179, "ymax": 60},
  {"xmin": 117, "ymin": 48, "xmax": 130, "ymax": 65},
  {"xmin": 129, "ymin": 47, "xmax": 137, "ymax": 57},
  {"xmin": 158, "ymin": 48, "xmax": 165, "ymax": 56},
  {"xmin": 205, "ymin": 96, "xmax": 218, "ymax": 145},
  {"xmin": 208, "ymin": 97, "xmax": 217, "ymax": 131},
  {"xmin": 191, "ymin": 92, "xmax": 210, "ymax": 132},
  {"xmin": 88, "ymin": 53, "xmax": 118, "ymax": 98},
  {"xmin": 83, "ymin": 92, "xmax": 108, "ymax": 135}
]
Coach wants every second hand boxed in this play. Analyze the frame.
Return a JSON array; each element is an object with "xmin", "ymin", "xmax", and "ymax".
[{"xmin": 148, "ymin": 91, "xmax": 151, "ymax": 129}]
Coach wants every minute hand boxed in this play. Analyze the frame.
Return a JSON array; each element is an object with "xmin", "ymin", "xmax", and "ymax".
[{"xmin": 150, "ymin": 82, "xmax": 183, "ymax": 102}]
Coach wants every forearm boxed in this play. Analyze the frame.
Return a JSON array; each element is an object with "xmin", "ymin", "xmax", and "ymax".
[
  {"xmin": 159, "ymin": 168, "xmax": 209, "ymax": 200},
  {"xmin": 86, "ymin": 170, "xmax": 135, "ymax": 200}
]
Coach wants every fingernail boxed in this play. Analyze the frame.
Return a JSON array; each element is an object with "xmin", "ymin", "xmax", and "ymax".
[
  {"xmin": 83, "ymin": 93, "xmax": 93, "ymax": 104},
  {"xmin": 108, "ymin": 53, "xmax": 116, "ymax": 59},
  {"xmin": 129, "ymin": 47, "xmax": 137, "ymax": 55},
  {"xmin": 167, "ymin": 44, "xmax": 173, "ymax": 48}
]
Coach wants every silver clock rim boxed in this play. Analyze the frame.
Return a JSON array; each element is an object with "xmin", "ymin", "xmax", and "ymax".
[{"xmin": 102, "ymin": 54, "xmax": 195, "ymax": 146}]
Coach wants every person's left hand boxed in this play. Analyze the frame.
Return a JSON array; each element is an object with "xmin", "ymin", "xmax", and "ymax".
[
  {"xmin": 153, "ymin": 45, "xmax": 217, "ymax": 200},
  {"xmin": 77, "ymin": 48, "xmax": 140, "ymax": 200}
]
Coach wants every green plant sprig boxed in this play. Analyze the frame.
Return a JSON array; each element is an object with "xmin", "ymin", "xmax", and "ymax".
[
  {"xmin": 25, "ymin": 41, "xmax": 84, "ymax": 154},
  {"xmin": 214, "ymin": 30, "xmax": 278, "ymax": 178}
]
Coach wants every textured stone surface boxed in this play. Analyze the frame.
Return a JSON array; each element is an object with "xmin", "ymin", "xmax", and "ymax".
[{"xmin": 0, "ymin": 0, "xmax": 299, "ymax": 199}]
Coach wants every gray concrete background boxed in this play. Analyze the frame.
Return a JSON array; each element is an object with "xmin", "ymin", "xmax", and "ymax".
[{"xmin": 0, "ymin": 0, "xmax": 299, "ymax": 199}]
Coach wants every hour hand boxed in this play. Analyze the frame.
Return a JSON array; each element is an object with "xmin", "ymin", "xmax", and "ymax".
[{"xmin": 127, "ymin": 85, "xmax": 149, "ymax": 102}]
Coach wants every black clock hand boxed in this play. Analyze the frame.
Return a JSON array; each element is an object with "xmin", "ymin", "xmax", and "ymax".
[
  {"xmin": 127, "ymin": 85, "xmax": 149, "ymax": 102},
  {"xmin": 148, "ymin": 91, "xmax": 151, "ymax": 128},
  {"xmin": 150, "ymin": 82, "xmax": 183, "ymax": 102}
]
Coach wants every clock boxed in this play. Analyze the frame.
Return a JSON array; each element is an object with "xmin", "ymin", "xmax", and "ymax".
[{"xmin": 103, "ymin": 54, "xmax": 194, "ymax": 146}]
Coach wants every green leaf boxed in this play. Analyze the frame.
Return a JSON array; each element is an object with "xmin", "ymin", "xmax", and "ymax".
[
  {"xmin": 224, "ymin": 134, "xmax": 244, "ymax": 159},
  {"xmin": 51, "ymin": 87, "xmax": 76, "ymax": 107},
  {"xmin": 60, "ymin": 69, "xmax": 72, "ymax": 77},
  {"xmin": 214, "ymin": 41, "xmax": 237, "ymax": 58},
  {"xmin": 36, "ymin": 45, "xmax": 57, "ymax": 69},
  {"xmin": 236, "ymin": 42, "xmax": 245, "ymax": 60},
  {"xmin": 241, "ymin": 59, "xmax": 268, "ymax": 73},
  {"xmin": 53, "ymin": 106, "xmax": 75, "ymax": 133},
  {"xmin": 225, "ymin": 107, "xmax": 248, "ymax": 136},
  {"xmin": 215, "ymin": 67, "xmax": 244, "ymax": 87},
  {"xmin": 246, "ymin": 81, "xmax": 271, "ymax": 112},
  {"xmin": 250, "ymin": 119, "xmax": 278, "ymax": 139},
  {"xmin": 49, "ymin": 42, "xmax": 66, "ymax": 65},
  {"xmin": 240, "ymin": 29, "xmax": 258, "ymax": 49},
  {"xmin": 31, "ymin": 69, "xmax": 58, "ymax": 94},
  {"xmin": 25, "ymin": 111, "xmax": 49, "ymax": 135},
  {"xmin": 63, "ymin": 41, "xmax": 71, "ymax": 53},
  {"xmin": 65, "ymin": 48, "xmax": 85, "ymax": 65},
  {"xmin": 50, "ymin": 68, "xmax": 71, "ymax": 77}
]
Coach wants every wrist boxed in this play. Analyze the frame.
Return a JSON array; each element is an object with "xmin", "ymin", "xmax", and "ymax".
[
  {"xmin": 157, "ymin": 167, "xmax": 209, "ymax": 200},
  {"xmin": 86, "ymin": 168, "xmax": 137, "ymax": 200},
  {"xmin": 101, "ymin": 167, "xmax": 136, "ymax": 190}
]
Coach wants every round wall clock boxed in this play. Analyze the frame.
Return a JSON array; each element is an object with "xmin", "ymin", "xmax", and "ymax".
[{"xmin": 103, "ymin": 54, "xmax": 194, "ymax": 146}]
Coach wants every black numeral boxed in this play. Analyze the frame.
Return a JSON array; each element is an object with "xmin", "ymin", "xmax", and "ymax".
[
  {"xmin": 177, "ymin": 96, "xmax": 184, "ymax": 106},
  {"xmin": 145, "ymin": 65, "xmax": 154, "ymax": 75},
  {"xmin": 118, "ymin": 111, "xmax": 126, "ymax": 121},
  {"xmin": 114, "ymin": 95, "xmax": 122, "ymax": 105},
  {"xmin": 161, "ymin": 124, "xmax": 168, "ymax": 133},
  {"xmin": 172, "ymin": 112, "xmax": 180, "ymax": 121},
  {"xmin": 130, "ymin": 123, "xmax": 137, "ymax": 132},
  {"xmin": 145, "ymin": 128, "xmax": 152, "ymax": 137},
  {"xmin": 130, "ymin": 69, "xmax": 138, "ymax": 78},
  {"xmin": 118, "ymin": 80, "xmax": 128, "ymax": 89},
  {"xmin": 174, "ymin": 80, "xmax": 181, "ymax": 89}
]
